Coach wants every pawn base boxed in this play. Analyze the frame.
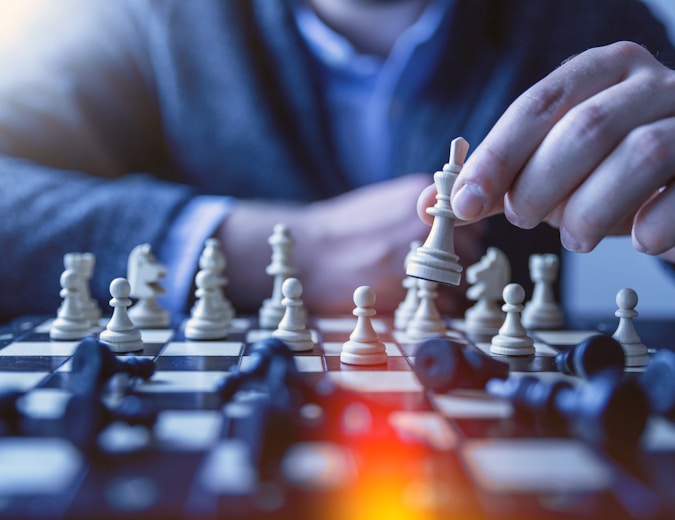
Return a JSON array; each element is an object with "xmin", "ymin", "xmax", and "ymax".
[
  {"xmin": 272, "ymin": 329, "xmax": 313, "ymax": 352},
  {"xmin": 490, "ymin": 334, "xmax": 535, "ymax": 357}
]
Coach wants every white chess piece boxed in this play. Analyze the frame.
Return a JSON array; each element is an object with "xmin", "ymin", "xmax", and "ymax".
[
  {"xmin": 272, "ymin": 277, "xmax": 313, "ymax": 352},
  {"xmin": 199, "ymin": 238, "xmax": 235, "ymax": 321},
  {"xmin": 50, "ymin": 270, "xmax": 91, "ymax": 340},
  {"xmin": 464, "ymin": 247, "xmax": 510, "ymax": 336},
  {"xmin": 405, "ymin": 279, "xmax": 447, "ymax": 341},
  {"xmin": 99, "ymin": 278, "xmax": 144, "ymax": 353},
  {"xmin": 185, "ymin": 269, "xmax": 230, "ymax": 340},
  {"xmin": 490, "ymin": 283, "xmax": 535, "ymax": 356},
  {"xmin": 341, "ymin": 286, "xmax": 388, "ymax": 365},
  {"xmin": 64, "ymin": 252, "xmax": 101, "ymax": 327},
  {"xmin": 612, "ymin": 288, "xmax": 649, "ymax": 367},
  {"xmin": 259, "ymin": 223, "xmax": 298, "ymax": 329},
  {"xmin": 406, "ymin": 137, "xmax": 466, "ymax": 286},
  {"xmin": 394, "ymin": 240, "xmax": 422, "ymax": 330},
  {"xmin": 522, "ymin": 254, "xmax": 564, "ymax": 329},
  {"xmin": 127, "ymin": 243, "xmax": 170, "ymax": 328}
]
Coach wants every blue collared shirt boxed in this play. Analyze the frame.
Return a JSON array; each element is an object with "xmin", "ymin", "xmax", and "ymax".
[
  {"xmin": 159, "ymin": 0, "xmax": 456, "ymax": 316},
  {"xmin": 293, "ymin": 0, "xmax": 455, "ymax": 185}
]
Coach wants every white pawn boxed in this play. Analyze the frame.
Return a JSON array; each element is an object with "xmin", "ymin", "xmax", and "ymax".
[
  {"xmin": 490, "ymin": 283, "xmax": 535, "ymax": 357},
  {"xmin": 464, "ymin": 247, "xmax": 510, "ymax": 336},
  {"xmin": 99, "ymin": 278, "xmax": 144, "ymax": 353},
  {"xmin": 394, "ymin": 240, "xmax": 422, "ymax": 330},
  {"xmin": 341, "ymin": 286, "xmax": 388, "ymax": 365},
  {"xmin": 185, "ymin": 270, "xmax": 231, "ymax": 340},
  {"xmin": 405, "ymin": 279, "xmax": 447, "ymax": 341},
  {"xmin": 612, "ymin": 288, "xmax": 649, "ymax": 367},
  {"xmin": 522, "ymin": 254, "xmax": 564, "ymax": 329},
  {"xmin": 272, "ymin": 277, "xmax": 313, "ymax": 352},
  {"xmin": 50, "ymin": 270, "xmax": 91, "ymax": 340},
  {"xmin": 259, "ymin": 223, "xmax": 298, "ymax": 329}
]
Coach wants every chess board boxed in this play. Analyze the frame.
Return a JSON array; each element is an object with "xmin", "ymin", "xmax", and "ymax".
[{"xmin": 1, "ymin": 314, "xmax": 674, "ymax": 520}]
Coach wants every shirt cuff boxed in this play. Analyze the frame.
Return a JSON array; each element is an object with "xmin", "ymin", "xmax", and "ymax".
[{"xmin": 157, "ymin": 195, "xmax": 234, "ymax": 321}]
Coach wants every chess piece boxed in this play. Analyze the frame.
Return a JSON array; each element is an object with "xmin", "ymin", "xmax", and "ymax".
[
  {"xmin": 611, "ymin": 288, "xmax": 649, "ymax": 367},
  {"xmin": 406, "ymin": 137, "xmax": 466, "ymax": 286},
  {"xmin": 414, "ymin": 337, "xmax": 509, "ymax": 393},
  {"xmin": 185, "ymin": 269, "xmax": 231, "ymax": 340},
  {"xmin": 340, "ymin": 286, "xmax": 388, "ymax": 366},
  {"xmin": 639, "ymin": 349, "xmax": 675, "ymax": 418},
  {"xmin": 272, "ymin": 278, "xmax": 313, "ymax": 352},
  {"xmin": 64, "ymin": 393, "xmax": 157, "ymax": 454},
  {"xmin": 522, "ymin": 254, "xmax": 564, "ymax": 329},
  {"xmin": 64, "ymin": 252, "xmax": 101, "ymax": 327},
  {"xmin": 394, "ymin": 240, "xmax": 422, "ymax": 330},
  {"xmin": 50, "ymin": 270, "xmax": 92, "ymax": 341},
  {"xmin": 127, "ymin": 243, "xmax": 170, "ymax": 328},
  {"xmin": 405, "ymin": 280, "xmax": 447, "ymax": 341},
  {"xmin": 259, "ymin": 223, "xmax": 298, "ymax": 329},
  {"xmin": 487, "ymin": 371, "xmax": 649, "ymax": 451},
  {"xmin": 555, "ymin": 334, "xmax": 625, "ymax": 379},
  {"xmin": 70, "ymin": 337, "xmax": 155, "ymax": 395},
  {"xmin": 490, "ymin": 283, "xmax": 535, "ymax": 356},
  {"xmin": 200, "ymin": 238, "xmax": 235, "ymax": 321},
  {"xmin": 464, "ymin": 247, "xmax": 510, "ymax": 336},
  {"xmin": 99, "ymin": 278, "xmax": 144, "ymax": 353}
]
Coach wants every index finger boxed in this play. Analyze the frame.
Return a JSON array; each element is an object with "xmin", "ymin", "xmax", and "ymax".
[{"xmin": 450, "ymin": 42, "xmax": 647, "ymax": 222}]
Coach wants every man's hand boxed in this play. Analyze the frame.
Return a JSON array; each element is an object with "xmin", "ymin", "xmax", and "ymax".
[
  {"xmin": 421, "ymin": 42, "xmax": 675, "ymax": 263},
  {"xmin": 219, "ymin": 173, "xmax": 484, "ymax": 316}
]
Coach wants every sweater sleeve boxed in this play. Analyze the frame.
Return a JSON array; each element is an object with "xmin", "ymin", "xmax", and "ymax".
[{"xmin": 0, "ymin": 0, "xmax": 196, "ymax": 319}]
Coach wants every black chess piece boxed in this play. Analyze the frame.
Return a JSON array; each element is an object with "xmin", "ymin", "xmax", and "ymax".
[
  {"xmin": 414, "ymin": 337, "xmax": 509, "ymax": 392},
  {"xmin": 0, "ymin": 389, "xmax": 23, "ymax": 419},
  {"xmin": 487, "ymin": 370, "xmax": 649, "ymax": 450},
  {"xmin": 555, "ymin": 334, "xmax": 625, "ymax": 379},
  {"xmin": 64, "ymin": 393, "xmax": 157, "ymax": 454},
  {"xmin": 218, "ymin": 337, "xmax": 298, "ymax": 402},
  {"xmin": 639, "ymin": 348, "xmax": 675, "ymax": 418},
  {"xmin": 70, "ymin": 337, "xmax": 155, "ymax": 394}
]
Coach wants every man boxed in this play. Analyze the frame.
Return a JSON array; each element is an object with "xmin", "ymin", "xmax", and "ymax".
[{"xmin": 0, "ymin": 0, "xmax": 673, "ymax": 321}]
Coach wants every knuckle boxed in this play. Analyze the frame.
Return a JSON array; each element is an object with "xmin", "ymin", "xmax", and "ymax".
[
  {"xmin": 519, "ymin": 83, "xmax": 567, "ymax": 120},
  {"xmin": 565, "ymin": 102, "xmax": 611, "ymax": 142},
  {"xmin": 625, "ymin": 125, "xmax": 674, "ymax": 174},
  {"xmin": 605, "ymin": 40, "xmax": 651, "ymax": 65}
]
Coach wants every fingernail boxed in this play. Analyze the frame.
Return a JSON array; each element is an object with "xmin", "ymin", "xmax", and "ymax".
[
  {"xmin": 452, "ymin": 183, "xmax": 486, "ymax": 220},
  {"xmin": 560, "ymin": 227, "xmax": 582, "ymax": 252},
  {"xmin": 632, "ymin": 233, "xmax": 649, "ymax": 254}
]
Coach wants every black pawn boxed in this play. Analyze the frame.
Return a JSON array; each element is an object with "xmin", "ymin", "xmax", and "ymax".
[
  {"xmin": 555, "ymin": 334, "xmax": 625, "ymax": 378},
  {"xmin": 558, "ymin": 370, "xmax": 648, "ymax": 451},
  {"xmin": 486, "ymin": 376, "xmax": 571, "ymax": 431},
  {"xmin": 64, "ymin": 393, "xmax": 157, "ymax": 454},
  {"xmin": 218, "ymin": 338, "xmax": 298, "ymax": 402},
  {"xmin": 487, "ymin": 371, "xmax": 649, "ymax": 450},
  {"xmin": 639, "ymin": 349, "xmax": 675, "ymax": 418},
  {"xmin": 70, "ymin": 337, "xmax": 155, "ymax": 394},
  {"xmin": 414, "ymin": 337, "xmax": 509, "ymax": 393}
]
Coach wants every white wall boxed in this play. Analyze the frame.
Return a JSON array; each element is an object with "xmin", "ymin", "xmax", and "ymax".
[{"xmin": 562, "ymin": 0, "xmax": 675, "ymax": 320}]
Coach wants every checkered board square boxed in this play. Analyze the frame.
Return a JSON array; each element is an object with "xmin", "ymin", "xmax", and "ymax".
[{"xmin": 0, "ymin": 314, "xmax": 672, "ymax": 520}]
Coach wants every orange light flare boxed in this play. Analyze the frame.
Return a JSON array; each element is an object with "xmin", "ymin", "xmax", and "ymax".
[{"xmin": 306, "ymin": 399, "xmax": 469, "ymax": 520}]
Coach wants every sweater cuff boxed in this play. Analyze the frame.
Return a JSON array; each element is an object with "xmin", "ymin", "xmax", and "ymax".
[{"xmin": 156, "ymin": 195, "xmax": 233, "ymax": 321}]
